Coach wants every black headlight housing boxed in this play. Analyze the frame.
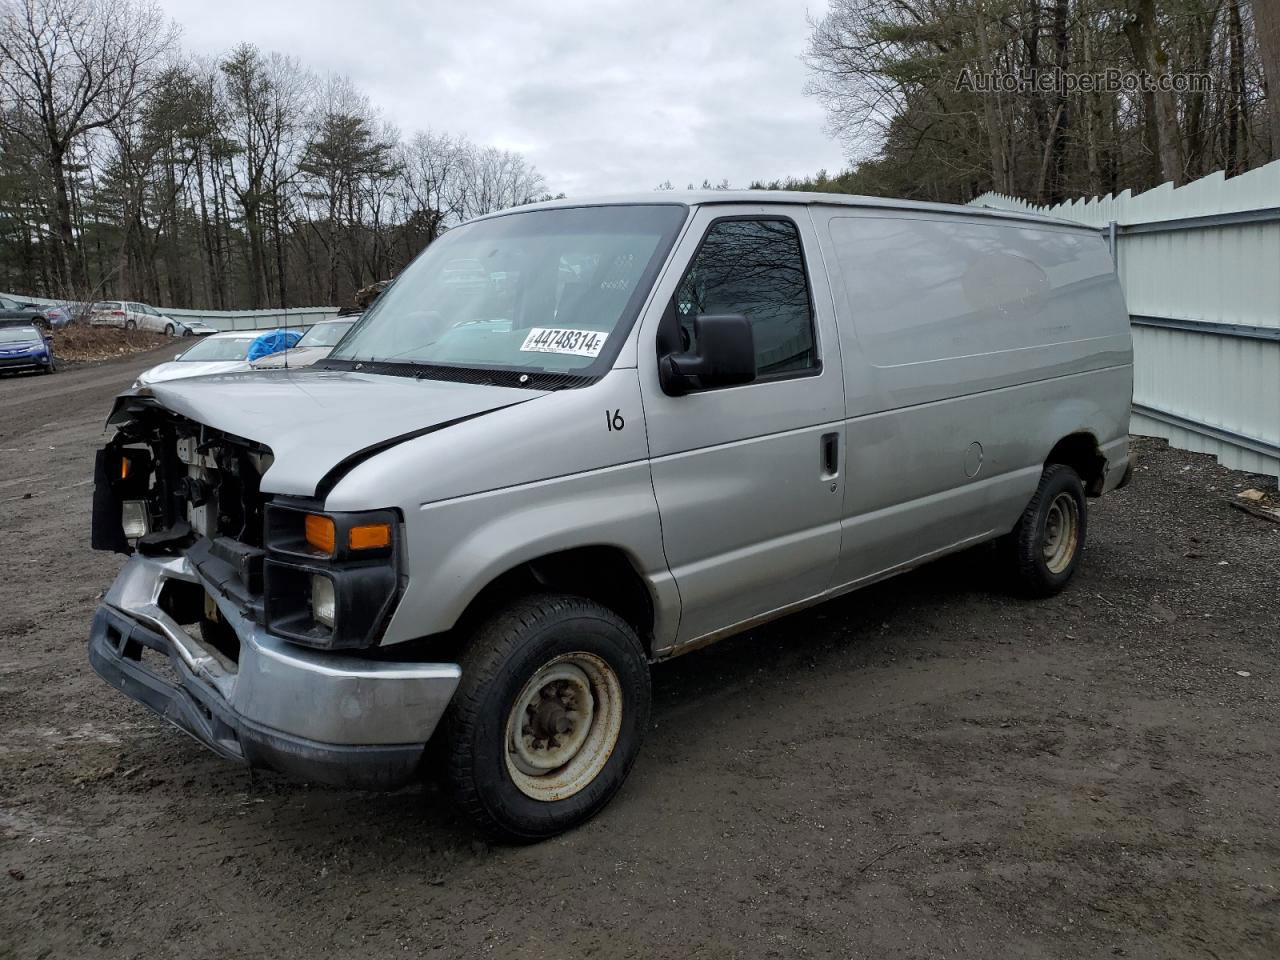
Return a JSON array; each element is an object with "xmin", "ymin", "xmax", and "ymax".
[
  {"xmin": 91, "ymin": 442, "xmax": 155, "ymax": 554},
  {"xmin": 262, "ymin": 502, "xmax": 402, "ymax": 650}
]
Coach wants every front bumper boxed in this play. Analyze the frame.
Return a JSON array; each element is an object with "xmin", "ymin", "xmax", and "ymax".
[{"xmin": 89, "ymin": 554, "xmax": 461, "ymax": 790}]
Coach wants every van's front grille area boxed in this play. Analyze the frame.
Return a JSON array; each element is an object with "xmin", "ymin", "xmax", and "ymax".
[
  {"xmin": 101, "ymin": 404, "xmax": 275, "ymax": 553},
  {"xmin": 94, "ymin": 404, "xmax": 278, "ymax": 631}
]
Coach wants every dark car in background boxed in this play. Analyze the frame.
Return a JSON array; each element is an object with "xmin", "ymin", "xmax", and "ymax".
[
  {"xmin": 0, "ymin": 322, "xmax": 57, "ymax": 374},
  {"xmin": 0, "ymin": 295, "xmax": 71, "ymax": 330}
]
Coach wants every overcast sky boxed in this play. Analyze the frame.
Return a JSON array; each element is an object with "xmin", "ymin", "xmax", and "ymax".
[{"xmin": 162, "ymin": 0, "xmax": 846, "ymax": 197}]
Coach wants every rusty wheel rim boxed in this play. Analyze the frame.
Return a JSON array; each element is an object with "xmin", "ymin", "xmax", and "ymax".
[
  {"xmin": 1042, "ymin": 492, "xmax": 1080, "ymax": 575},
  {"xmin": 504, "ymin": 652, "xmax": 622, "ymax": 802}
]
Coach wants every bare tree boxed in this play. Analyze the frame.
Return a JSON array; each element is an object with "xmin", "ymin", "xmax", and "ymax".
[
  {"xmin": 800, "ymin": 0, "xmax": 1274, "ymax": 204},
  {"xmin": 400, "ymin": 130, "xmax": 467, "ymax": 241},
  {"xmin": 0, "ymin": 13, "xmax": 547, "ymax": 307},
  {"xmin": 1253, "ymin": 0, "xmax": 1280, "ymax": 156},
  {"xmin": 298, "ymin": 75, "xmax": 396, "ymax": 303},
  {"xmin": 0, "ymin": 0, "xmax": 176, "ymax": 291},
  {"xmin": 455, "ymin": 144, "xmax": 547, "ymax": 218},
  {"xmin": 219, "ymin": 44, "xmax": 312, "ymax": 307},
  {"xmin": 1124, "ymin": 0, "xmax": 1186, "ymax": 184}
]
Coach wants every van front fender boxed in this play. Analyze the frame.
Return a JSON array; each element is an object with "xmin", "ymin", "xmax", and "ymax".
[{"xmin": 380, "ymin": 460, "xmax": 680, "ymax": 652}]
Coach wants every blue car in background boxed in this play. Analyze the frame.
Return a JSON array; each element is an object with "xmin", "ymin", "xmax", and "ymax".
[{"xmin": 0, "ymin": 322, "xmax": 57, "ymax": 374}]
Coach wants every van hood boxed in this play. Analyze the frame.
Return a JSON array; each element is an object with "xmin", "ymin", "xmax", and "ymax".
[{"xmin": 125, "ymin": 369, "xmax": 543, "ymax": 496}]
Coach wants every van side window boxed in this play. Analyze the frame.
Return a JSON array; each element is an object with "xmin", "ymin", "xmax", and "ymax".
[{"xmin": 675, "ymin": 218, "xmax": 816, "ymax": 378}]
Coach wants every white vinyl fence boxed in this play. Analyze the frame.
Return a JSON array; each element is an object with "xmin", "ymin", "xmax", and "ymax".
[{"xmin": 972, "ymin": 158, "xmax": 1280, "ymax": 481}]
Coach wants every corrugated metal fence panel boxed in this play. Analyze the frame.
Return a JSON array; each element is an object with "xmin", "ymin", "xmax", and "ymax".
[
  {"xmin": 0, "ymin": 291, "xmax": 64, "ymax": 308},
  {"xmin": 1131, "ymin": 326, "xmax": 1280, "ymax": 476},
  {"xmin": 972, "ymin": 158, "xmax": 1280, "ymax": 481},
  {"xmin": 0, "ymin": 294, "xmax": 340, "ymax": 333},
  {"xmin": 1120, "ymin": 221, "xmax": 1280, "ymax": 332},
  {"xmin": 164, "ymin": 307, "xmax": 340, "ymax": 331}
]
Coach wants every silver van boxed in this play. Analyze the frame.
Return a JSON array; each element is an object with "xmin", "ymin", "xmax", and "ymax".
[{"xmin": 89, "ymin": 193, "xmax": 1133, "ymax": 839}]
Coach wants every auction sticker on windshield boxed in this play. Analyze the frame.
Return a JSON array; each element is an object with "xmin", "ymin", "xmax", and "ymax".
[{"xmin": 519, "ymin": 328, "xmax": 608, "ymax": 358}]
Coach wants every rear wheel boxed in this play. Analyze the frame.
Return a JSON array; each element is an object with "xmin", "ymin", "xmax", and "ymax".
[
  {"xmin": 1002, "ymin": 463, "xmax": 1087, "ymax": 596},
  {"xmin": 125, "ymin": 319, "xmax": 137, "ymax": 330},
  {"xmin": 164, "ymin": 323, "xmax": 175, "ymax": 336},
  {"xmin": 441, "ymin": 594, "xmax": 651, "ymax": 842}
]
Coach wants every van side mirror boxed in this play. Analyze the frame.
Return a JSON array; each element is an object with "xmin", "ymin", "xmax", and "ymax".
[{"xmin": 659, "ymin": 313, "xmax": 756, "ymax": 396}]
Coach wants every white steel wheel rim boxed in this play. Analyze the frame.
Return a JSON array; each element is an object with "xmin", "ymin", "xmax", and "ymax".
[
  {"xmin": 504, "ymin": 652, "xmax": 623, "ymax": 802},
  {"xmin": 1042, "ymin": 492, "xmax": 1080, "ymax": 574}
]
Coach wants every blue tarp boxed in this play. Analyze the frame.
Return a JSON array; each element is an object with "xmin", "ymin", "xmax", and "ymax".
[{"xmin": 247, "ymin": 329, "xmax": 303, "ymax": 362}]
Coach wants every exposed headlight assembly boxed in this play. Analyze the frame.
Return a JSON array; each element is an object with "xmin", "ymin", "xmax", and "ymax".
[
  {"xmin": 262, "ymin": 504, "xmax": 401, "ymax": 650},
  {"xmin": 310, "ymin": 573, "xmax": 336, "ymax": 628},
  {"xmin": 121, "ymin": 500, "xmax": 151, "ymax": 539}
]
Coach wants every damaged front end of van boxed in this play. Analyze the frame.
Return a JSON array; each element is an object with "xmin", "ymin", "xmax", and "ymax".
[{"xmin": 85, "ymin": 381, "xmax": 502, "ymax": 790}]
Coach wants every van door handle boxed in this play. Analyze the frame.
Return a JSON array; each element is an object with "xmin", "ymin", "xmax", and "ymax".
[{"xmin": 821, "ymin": 432, "xmax": 840, "ymax": 479}]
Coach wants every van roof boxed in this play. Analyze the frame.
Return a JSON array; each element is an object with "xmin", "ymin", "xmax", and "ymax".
[{"xmin": 475, "ymin": 190, "xmax": 1092, "ymax": 233}]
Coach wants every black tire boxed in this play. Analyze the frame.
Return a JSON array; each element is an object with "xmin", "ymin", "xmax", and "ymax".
[
  {"xmin": 441, "ymin": 593, "xmax": 651, "ymax": 842},
  {"xmin": 43, "ymin": 357, "xmax": 56, "ymax": 374},
  {"xmin": 125, "ymin": 319, "xmax": 137, "ymax": 330},
  {"xmin": 1002, "ymin": 463, "xmax": 1087, "ymax": 597},
  {"xmin": 164, "ymin": 323, "xmax": 175, "ymax": 336}
]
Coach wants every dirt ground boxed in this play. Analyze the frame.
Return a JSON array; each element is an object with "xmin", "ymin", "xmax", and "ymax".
[
  {"xmin": 44, "ymin": 325, "xmax": 172, "ymax": 365},
  {"xmin": 1, "ymin": 351, "xmax": 1278, "ymax": 960}
]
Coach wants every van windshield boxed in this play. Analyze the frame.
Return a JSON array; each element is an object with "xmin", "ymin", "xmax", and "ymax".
[{"xmin": 328, "ymin": 204, "xmax": 687, "ymax": 380}]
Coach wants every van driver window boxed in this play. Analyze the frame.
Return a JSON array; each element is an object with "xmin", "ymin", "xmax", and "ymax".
[{"xmin": 675, "ymin": 218, "xmax": 816, "ymax": 378}]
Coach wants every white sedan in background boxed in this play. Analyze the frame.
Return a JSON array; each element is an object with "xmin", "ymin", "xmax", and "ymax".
[
  {"xmin": 249, "ymin": 317, "xmax": 357, "ymax": 370},
  {"xmin": 133, "ymin": 331, "xmax": 260, "ymax": 387},
  {"xmin": 91, "ymin": 300, "xmax": 212, "ymax": 337}
]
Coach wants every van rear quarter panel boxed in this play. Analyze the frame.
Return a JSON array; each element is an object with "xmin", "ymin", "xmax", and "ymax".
[{"xmin": 813, "ymin": 207, "xmax": 1132, "ymax": 585}]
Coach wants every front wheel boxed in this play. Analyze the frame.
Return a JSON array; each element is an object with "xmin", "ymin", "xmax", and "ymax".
[
  {"xmin": 441, "ymin": 594, "xmax": 651, "ymax": 842},
  {"xmin": 164, "ymin": 323, "xmax": 175, "ymax": 336},
  {"xmin": 1002, "ymin": 463, "xmax": 1087, "ymax": 597}
]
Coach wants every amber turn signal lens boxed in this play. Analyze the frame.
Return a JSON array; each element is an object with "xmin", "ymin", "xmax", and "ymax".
[
  {"xmin": 120, "ymin": 456, "xmax": 131, "ymax": 480},
  {"xmin": 348, "ymin": 523, "xmax": 391, "ymax": 551},
  {"xmin": 304, "ymin": 514, "xmax": 336, "ymax": 555}
]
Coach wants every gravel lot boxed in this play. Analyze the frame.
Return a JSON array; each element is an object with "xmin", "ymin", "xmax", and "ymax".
[{"xmin": 2, "ymin": 352, "xmax": 1278, "ymax": 960}]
